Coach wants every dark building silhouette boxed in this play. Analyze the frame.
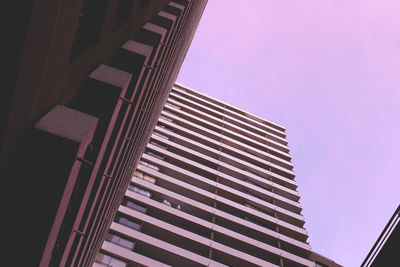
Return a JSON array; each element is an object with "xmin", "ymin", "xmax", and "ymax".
[
  {"xmin": 361, "ymin": 205, "xmax": 400, "ymax": 267},
  {"xmin": 1, "ymin": 1, "xmax": 206, "ymax": 266}
]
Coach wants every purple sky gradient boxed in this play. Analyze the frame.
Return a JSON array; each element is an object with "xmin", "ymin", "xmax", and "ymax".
[{"xmin": 177, "ymin": 1, "xmax": 400, "ymax": 266}]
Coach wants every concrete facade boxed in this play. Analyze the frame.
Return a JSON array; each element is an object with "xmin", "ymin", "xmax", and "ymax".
[
  {"xmin": 96, "ymin": 84, "xmax": 342, "ymax": 267},
  {"xmin": 2, "ymin": 1, "xmax": 206, "ymax": 266}
]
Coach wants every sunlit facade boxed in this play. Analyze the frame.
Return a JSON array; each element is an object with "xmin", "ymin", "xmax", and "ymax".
[{"xmin": 95, "ymin": 84, "xmax": 342, "ymax": 266}]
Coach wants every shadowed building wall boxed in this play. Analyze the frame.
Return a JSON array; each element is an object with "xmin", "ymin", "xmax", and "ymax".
[
  {"xmin": 361, "ymin": 205, "xmax": 400, "ymax": 267},
  {"xmin": 1, "ymin": 1, "xmax": 207, "ymax": 266}
]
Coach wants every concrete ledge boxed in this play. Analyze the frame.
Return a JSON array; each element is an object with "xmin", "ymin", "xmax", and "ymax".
[
  {"xmin": 89, "ymin": 64, "xmax": 132, "ymax": 90},
  {"xmin": 122, "ymin": 40, "xmax": 153, "ymax": 57},
  {"xmin": 168, "ymin": 2, "xmax": 185, "ymax": 10},
  {"xmin": 158, "ymin": 11, "xmax": 177, "ymax": 22},
  {"xmin": 35, "ymin": 105, "xmax": 98, "ymax": 146},
  {"xmin": 143, "ymin": 23, "xmax": 168, "ymax": 37}
]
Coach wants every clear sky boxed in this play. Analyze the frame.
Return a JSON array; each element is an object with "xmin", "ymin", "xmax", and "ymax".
[{"xmin": 177, "ymin": 1, "xmax": 400, "ymax": 266}]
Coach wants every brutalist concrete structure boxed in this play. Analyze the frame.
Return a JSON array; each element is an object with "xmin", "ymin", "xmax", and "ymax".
[{"xmin": 1, "ymin": 1, "xmax": 206, "ymax": 266}]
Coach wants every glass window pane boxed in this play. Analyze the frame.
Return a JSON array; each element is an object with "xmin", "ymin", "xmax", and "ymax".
[
  {"xmin": 106, "ymin": 233, "xmax": 120, "ymax": 244},
  {"xmin": 95, "ymin": 252, "xmax": 111, "ymax": 264},
  {"xmin": 154, "ymin": 131, "xmax": 169, "ymax": 140},
  {"xmin": 110, "ymin": 257, "xmax": 127, "ymax": 267},
  {"xmin": 117, "ymin": 216, "xmax": 141, "ymax": 231},
  {"xmin": 119, "ymin": 238, "xmax": 135, "ymax": 250},
  {"xmin": 106, "ymin": 233, "xmax": 135, "ymax": 250},
  {"xmin": 127, "ymin": 184, "xmax": 151, "ymax": 197},
  {"xmin": 143, "ymin": 175, "xmax": 156, "ymax": 183},
  {"xmin": 125, "ymin": 200, "xmax": 147, "ymax": 213},
  {"xmin": 133, "ymin": 171, "xmax": 143, "ymax": 178}
]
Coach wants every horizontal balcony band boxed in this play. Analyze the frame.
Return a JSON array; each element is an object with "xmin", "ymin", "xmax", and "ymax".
[
  {"xmin": 137, "ymin": 156, "xmax": 304, "ymax": 229},
  {"xmin": 126, "ymin": 178, "xmax": 311, "ymax": 254},
  {"xmin": 163, "ymin": 104, "xmax": 289, "ymax": 154},
  {"xmin": 143, "ymin": 139, "xmax": 301, "ymax": 213},
  {"xmin": 132, "ymin": 170, "xmax": 310, "ymax": 253},
  {"xmin": 150, "ymin": 132, "xmax": 300, "ymax": 213},
  {"xmin": 132, "ymin": 169, "xmax": 308, "ymax": 240},
  {"xmin": 109, "ymin": 222, "xmax": 228, "ymax": 267},
  {"xmin": 173, "ymin": 84, "xmax": 286, "ymax": 135},
  {"xmin": 153, "ymin": 126, "xmax": 295, "ymax": 179},
  {"xmin": 159, "ymin": 110, "xmax": 292, "ymax": 163},
  {"xmin": 168, "ymin": 1, "xmax": 186, "ymax": 10},
  {"xmin": 168, "ymin": 92, "xmax": 288, "ymax": 146},
  {"xmin": 154, "ymin": 119, "xmax": 293, "ymax": 171},
  {"xmin": 117, "ymin": 205, "xmax": 313, "ymax": 267},
  {"xmin": 150, "ymin": 128, "xmax": 295, "ymax": 185},
  {"xmin": 147, "ymin": 134, "xmax": 298, "ymax": 191},
  {"xmin": 101, "ymin": 241, "xmax": 171, "ymax": 267},
  {"xmin": 144, "ymin": 136, "xmax": 299, "ymax": 203}
]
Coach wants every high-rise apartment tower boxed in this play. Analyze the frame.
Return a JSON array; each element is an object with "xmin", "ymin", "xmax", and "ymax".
[{"xmin": 95, "ymin": 84, "xmax": 342, "ymax": 267}]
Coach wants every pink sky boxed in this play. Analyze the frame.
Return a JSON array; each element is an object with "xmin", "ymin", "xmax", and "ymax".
[{"xmin": 177, "ymin": 1, "xmax": 400, "ymax": 266}]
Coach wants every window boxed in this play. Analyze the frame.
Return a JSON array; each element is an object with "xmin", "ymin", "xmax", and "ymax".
[
  {"xmin": 133, "ymin": 170, "xmax": 156, "ymax": 183},
  {"xmin": 106, "ymin": 233, "xmax": 135, "ymax": 250},
  {"xmin": 148, "ymin": 162, "xmax": 159, "ymax": 171},
  {"xmin": 133, "ymin": 170, "xmax": 144, "ymax": 179},
  {"xmin": 128, "ymin": 184, "xmax": 151, "ymax": 198},
  {"xmin": 150, "ymin": 140, "xmax": 168, "ymax": 150},
  {"xmin": 245, "ymin": 215, "xmax": 260, "ymax": 225},
  {"xmin": 157, "ymin": 122, "xmax": 174, "ymax": 132},
  {"xmin": 70, "ymin": 0, "xmax": 109, "ymax": 60},
  {"xmin": 123, "ymin": 199, "xmax": 147, "ymax": 213},
  {"xmin": 146, "ymin": 150, "xmax": 164, "ymax": 160},
  {"xmin": 139, "ymin": 160, "xmax": 160, "ymax": 171},
  {"xmin": 115, "ymin": 215, "xmax": 141, "ymax": 231},
  {"xmin": 143, "ymin": 174, "xmax": 156, "ymax": 183},
  {"xmin": 114, "ymin": 0, "xmax": 134, "ymax": 28},
  {"xmin": 154, "ymin": 131, "xmax": 170, "ymax": 140},
  {"xmin": 94, "ymin": 252, "xmax": 127, "ymax": 267}
]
